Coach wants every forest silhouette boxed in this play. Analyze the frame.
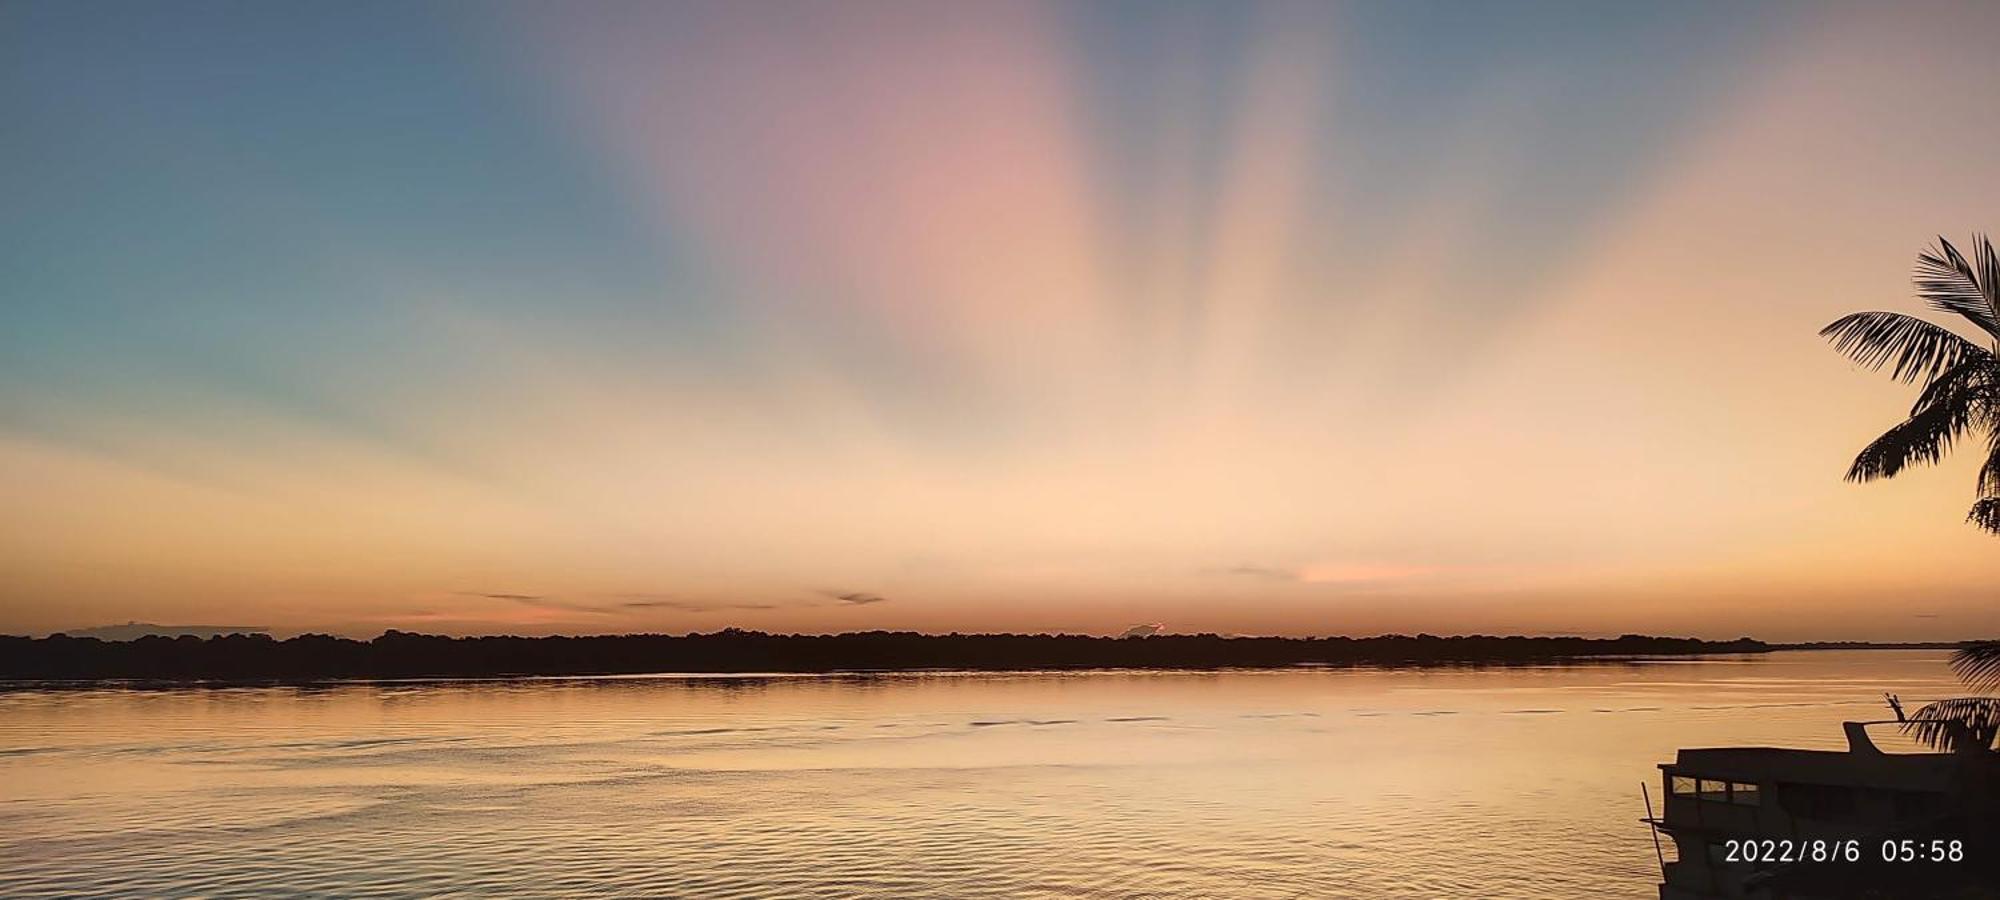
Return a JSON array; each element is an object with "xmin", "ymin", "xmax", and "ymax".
[{"xmin": 0, "ymin": 630, "xmax": 1767, "ymax": 682}]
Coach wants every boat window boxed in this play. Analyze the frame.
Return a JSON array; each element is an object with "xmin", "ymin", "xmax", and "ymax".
[
  {"xmin": 1670, "ymin": 775, "xmax": 1697, "ymax": 796},
  {"xmin": 1893, "ymin": 791, "xmax": 1942, "ymax": 819},
  {"xmin": 1728, "ymin": 782, "xmax": 1760, "ymax": 806},
  {"xmin": 1776, "ymin": 782, "xmax": 1856, "ymax": 820},
  {"xmin": 1697, "ymin": 779, "xmax": 1730, "ymax": 803}
]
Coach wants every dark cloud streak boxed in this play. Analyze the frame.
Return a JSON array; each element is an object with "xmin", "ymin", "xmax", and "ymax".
[
  {"xmin": 621, "ymin": 599, "xmax": 780, "ymax": 612},
  {"xmin": 459, "ymin": 592, "xmax": 619, "ymax": 615},
  {"xmin": 1206, "ymin": 565, "xmax": 1295, "ymax": 581}
]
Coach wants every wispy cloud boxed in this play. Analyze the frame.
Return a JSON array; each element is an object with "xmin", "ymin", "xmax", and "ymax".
[
  {"xmin": 1294, "ymin": 562, "xmax": 1432, "ymax": 584},
  {"xmin": 824, "ymin": 591, "xmax": 889, "ymax": 606},
  {"xmin": 1205, "ymin": 562, "xmax": 1434, "ymax": 585},
  {"xmin": 1207, "ymin": 565, "xmax": 1296, "ymax": 581},
  {"xmin": 459, "ymin": 592, "xmax": 619, "ymax": 615},
  {"xmin": 461, "ymin": 591, "xmax": 803, "ymax": 615},
  {"xmin": 619, "ymin": 596, "xmax": 781, "ymax": 613}
]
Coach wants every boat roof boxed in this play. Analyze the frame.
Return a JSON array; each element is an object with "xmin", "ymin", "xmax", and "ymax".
[{"xmin": 1661, "ymin": 746, "xmax": 1962, "ymax": 792}]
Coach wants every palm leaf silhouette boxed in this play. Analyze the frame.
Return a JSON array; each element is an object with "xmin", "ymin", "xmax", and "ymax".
[
  {"xmin": 1823, "ymin": 235, "xmax": 2000, "ymax": 533},
  {"xmin": 1913, "ymin": 237, "xmax": 2000, "ymax": 339},
  {"xmin": 1820, "ymin": 311, "xmax": 1982, "ymax": 384},
  {"xmin": 1951, "ymin": 641, "xmax": 2000, "ymax": 694},
  {"xmin": 1901, "ymin": 696, "xmax": 2000, "ymax": 754}
]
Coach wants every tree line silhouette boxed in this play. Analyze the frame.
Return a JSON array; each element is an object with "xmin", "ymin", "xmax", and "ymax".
[{"xmin": 0, "ymin": 629, "xmax": 1768, "ymax": 682}]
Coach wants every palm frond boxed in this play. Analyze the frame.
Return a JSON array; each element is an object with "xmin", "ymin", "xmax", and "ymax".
[
  {"xmin": 1951, "ymin": 642, "xmax": 2000, "ymax": 693},
  {"xmin": 1915, "ymin": 236, "xmax": 2000, "ymax": 339},
  {"xmin": 1827, "ymin": 235, "xmax": 2000, "ymax": 536},
  {"xmin": 1972, "ymin": 434, "xmax": 2000, "ymax": 533},
  {"xmin": 1969, "ymin": 497, "xmax": 2000, "ymax": 534},
  {"xmin": 1819, "ymin": 311, "xmax": 1988, "ymax": 384},
  {"xmin": 1906, "ymin": 356, "xmax": 2000, "ymax": 417},
  {"xmin": 1981, "ymin": 434, "xmax": 2000, "ymax": 498},
  {"xmin": 1902, "ymin": 696, "xmax": 2000, "ymax": 753},
  {"xmin": 1845, "ymin": 377, "xmax": 1983, "ymax": 481}
]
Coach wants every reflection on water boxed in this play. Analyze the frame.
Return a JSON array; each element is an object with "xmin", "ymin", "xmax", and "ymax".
[{"xmin": 0, "ymin": 651, "xmax": 1959, "ymax": 898}]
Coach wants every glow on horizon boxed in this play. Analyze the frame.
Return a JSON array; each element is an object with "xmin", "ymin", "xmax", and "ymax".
[{"xmin": 4, "ymin": 1, "xmax": 2000, "ymax": 640}]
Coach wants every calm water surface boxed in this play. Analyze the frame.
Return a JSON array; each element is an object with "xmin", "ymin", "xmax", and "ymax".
[{"xmin": 0, "ymin": 650, "xmax": 1960, "ymax": 898}]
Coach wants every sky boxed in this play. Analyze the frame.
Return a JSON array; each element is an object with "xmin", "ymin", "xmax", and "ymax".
[{"xmin": 4, "ymin": 0, "xmax": 1999, "ymax": 641}]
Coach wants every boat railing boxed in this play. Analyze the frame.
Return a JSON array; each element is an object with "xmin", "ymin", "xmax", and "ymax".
[
  {"xmin": 1845, "ymin": 717, "xmax": 1987, "ymax": 756},
  {"xmin": 1843, "ymin": 720, "xmax": 1898, "ymax": 755}
]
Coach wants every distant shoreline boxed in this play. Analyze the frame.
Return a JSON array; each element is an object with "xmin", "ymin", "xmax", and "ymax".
[
  {"xmin": 0, "ymin": 630, "xmax": 1783, "ymax": 683},
  {"xmin": 1768, "ymin": 640, "xmax": 1969, "ymax": 651}
]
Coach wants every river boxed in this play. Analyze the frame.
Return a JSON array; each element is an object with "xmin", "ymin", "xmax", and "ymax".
[{"xmin": 0, "ymin": 650, "xmax": 1960, "ymax": 898}]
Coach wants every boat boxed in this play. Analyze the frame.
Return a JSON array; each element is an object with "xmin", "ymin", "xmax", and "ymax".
[{"xmin": 1645, "ymin": 715, "xmax": 1998, "ymax": 899}]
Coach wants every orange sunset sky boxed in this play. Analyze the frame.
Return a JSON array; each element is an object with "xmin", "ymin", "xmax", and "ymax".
[{"xmin": 4, "ymin": 1, "xmax": 1998, "ymax": 640}]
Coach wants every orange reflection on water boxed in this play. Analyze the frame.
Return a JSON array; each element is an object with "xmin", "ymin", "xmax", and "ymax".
[{"xmin": 0, "ymin": 651, "xmax": 1959, "ymax": 897}]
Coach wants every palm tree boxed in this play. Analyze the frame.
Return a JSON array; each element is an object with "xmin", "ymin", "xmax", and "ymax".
[{"xmin": 1821, "ymin": 235, "xmax": 2000, "ymax": 753}]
